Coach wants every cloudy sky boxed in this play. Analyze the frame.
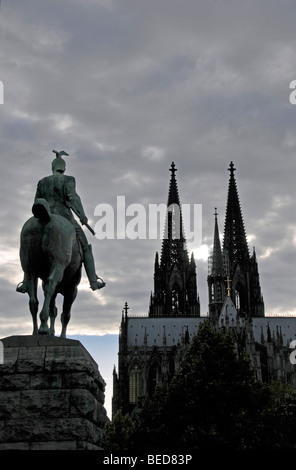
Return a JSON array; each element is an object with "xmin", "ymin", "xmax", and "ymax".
[{"xmin": 1, "ymin": 0, "xmax": 296, "ymax": 416}]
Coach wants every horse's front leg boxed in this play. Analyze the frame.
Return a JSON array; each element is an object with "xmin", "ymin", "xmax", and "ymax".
[{"xmin": 60, "ymin": 286, "xmax": 77, "ymax": 339}]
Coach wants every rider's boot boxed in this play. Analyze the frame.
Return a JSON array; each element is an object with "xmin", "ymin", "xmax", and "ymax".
[
  {"xmin": 16, "ymin": 280, "xmax": 27, "ymax": 294},
  {"xmin": 83, "ymin": 244, "xmax": 106, "ymax": 291}
]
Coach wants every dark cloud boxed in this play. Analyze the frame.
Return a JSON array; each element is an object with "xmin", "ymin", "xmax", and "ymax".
[{"xmin": 0, "ymin": 0, "xmax": 295, "ymax": 337}]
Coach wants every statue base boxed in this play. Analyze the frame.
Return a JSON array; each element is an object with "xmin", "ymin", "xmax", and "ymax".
[{"xmin": 0, "ymin": 335, "xmax": 109, "ymax": 450}]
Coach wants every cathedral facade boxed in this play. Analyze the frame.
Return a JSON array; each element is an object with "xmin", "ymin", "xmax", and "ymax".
[{"xmin": 112, "ymin": 162, "xmax": 296, "ymax": 418}]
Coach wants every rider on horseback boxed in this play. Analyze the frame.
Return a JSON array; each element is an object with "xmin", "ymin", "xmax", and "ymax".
[{"xmin": 17, "ymin": 151, "xmax": 105, "ymax": 293}]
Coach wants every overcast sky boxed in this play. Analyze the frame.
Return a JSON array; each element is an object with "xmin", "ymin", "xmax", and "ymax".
[{"xmin": 1, "ymin": 0, "xmax": 296, "ymax": 343}]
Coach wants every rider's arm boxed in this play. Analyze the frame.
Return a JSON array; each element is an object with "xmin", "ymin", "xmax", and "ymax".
[{"xmin": 65, "ymin": 176, "xmax": 88, "ymax": 224}]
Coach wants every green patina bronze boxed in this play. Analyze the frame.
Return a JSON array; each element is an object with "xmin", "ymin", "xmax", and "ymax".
[{"xmin": 17, "ymin": 150, "xmax": 105, "ymax": 337}]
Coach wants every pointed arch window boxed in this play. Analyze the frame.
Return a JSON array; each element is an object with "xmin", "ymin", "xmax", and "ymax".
[
  {"xmin": 210, "ymin": 282, "xmax": 223, "ymax": 302},
  {"xmin": 129, "ymin": 364, "xmax": 142, "ymax": 404},
  {"xmin": 148, "ymin": 362, "xmax": 161, "ymax": 396},
  {"xmin": 234, "ymin": 280, "xmax": 247, "ymax": 314},
  {"xmin": 216, "ymin": 282, "xmax": 222, "ymax": 301},
  {"xmin": 211, "ymin": 283, "xmax": 215, "ymax": 302},
  {"xmin": 172, "ymin": 285, "xmax": 179, "ymax": 312},
  {"xmin": 235, "ymin": 290, "xmax": 240, "ymax": 311}
]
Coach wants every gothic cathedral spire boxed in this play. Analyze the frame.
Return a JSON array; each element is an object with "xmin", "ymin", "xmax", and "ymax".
[
  {"xmin": 223, "ymin": 161, "xmax": 249, "ymax": 270},
  {"xmin": 160, "ymin": 161, "xmax": 186, "ymax": 266},
  {"xmin": 222, "ymin": 162, "xmax": 264, "ymax": 318},
  {"xmin": 149, "ymin": 162, "xmax": 200, "ymax": 317},
  {"xmin": 208, "ymin": 208, "xmax": 225, "ymax": 322}
]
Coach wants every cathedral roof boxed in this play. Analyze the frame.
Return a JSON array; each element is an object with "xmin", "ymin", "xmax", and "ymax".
[
  {"xmin": 252, "ymin": 317, "xmax": 296, "ymax": 346},
  {"xmin": 125, "ymin": 312, "xmax": 296, "ymax": 349},
  {"xmin": 219, "ymin": 295, "xmax": 238, "ymax": 326},
  {"xmin": 126, "ymin": 316, "xmax": 203, "ymax": 347}
]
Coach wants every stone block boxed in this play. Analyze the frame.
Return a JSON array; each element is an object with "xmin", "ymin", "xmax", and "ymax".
[
  {"xmin": 17, "ymin": 346, "xmax": 46, "ymax": 373},
  {"xmin": 0, "ymin": 335, "xmax": 108, "ymax": 450},
  {"xmin": 63, "ymin": 370, "xmax": 94, "ymax": 389},
  {"xmin": 77, "ymin": 440, "xmax": 103, "ymax": 450},
  {"xmin": 63, "ymin": 371, "xmax": 105, "ymax": 404},
  {"xmin": 20, "ymin": 389, "xmax": 70, "ymax": 419},
  {"xmin": 0, "ymin": 391, "xmax": 21, "ymax": 420},
  {"xmin": 0, "ymin": 442, "xmax": 30, "ymax": 450},
  {"xmin": 2, "ymin": 418, "xmax": 57, "ymax": 442},
  {"xmin": 0, "ymin": 372, "xmax": 30, "ymax": 390},
  {"xmin": 70, "ymin": 388, "xmax": 98, "ymax": 421},
  {"xmin": 1, "ymin": 347, "xmax": 19, "ymax": 374},
  {"xmin": 55, "ymin": 417, "xmax": 100, "ymax": 443},
  {"xmin": 44, "ymin": 341, "xmax": 98, "ymax": 374},
  {"xmin": 30, "ymin": 372, "xmax": 63, "ymax": 389},
  {"xmin": 30, "ymin": 441, "xmax": 77, "ymax": 450}
]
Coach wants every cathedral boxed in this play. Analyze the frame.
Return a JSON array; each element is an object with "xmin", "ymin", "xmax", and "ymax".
[{"xmin": 112, "ymin": 162, "xmax": 296, "ymax": 418}]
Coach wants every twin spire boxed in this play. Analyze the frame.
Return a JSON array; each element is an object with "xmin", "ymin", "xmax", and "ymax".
[
  {"xmin": 160, "ymin": 162, "xmax": 186, "ymax": 266},
  {"xmin": 223, "ymin": 161, "xmax": 249, "ymax": 267},
  {"xmin": 211, "ymin": 161, "xmax": 249, "ymax": 278},
  {"xmin": 129, "ymin": 160, "xmax": 263, "ymax": 321},
  {"xmin": 150, "ymin": 162, "xmax": 200, "ymax": 317},
  {"xmin": 209, "ymin": 161, "xmax": 264, "ymax": 319}
]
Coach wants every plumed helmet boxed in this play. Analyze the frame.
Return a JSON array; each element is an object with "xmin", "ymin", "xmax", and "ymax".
[{"xmin": 51, "ymin": 150, "xmax": 69, "ymax": 173}]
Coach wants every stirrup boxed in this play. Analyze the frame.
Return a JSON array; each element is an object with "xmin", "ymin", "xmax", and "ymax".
[{"xmin": 16, "ymin": 281, "xmax": 27, "ymax": 294}]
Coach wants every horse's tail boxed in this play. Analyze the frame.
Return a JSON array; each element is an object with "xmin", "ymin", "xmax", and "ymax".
[{"xmin": 32, "ymin": 198, "xmax": 51, "ymax": 222}]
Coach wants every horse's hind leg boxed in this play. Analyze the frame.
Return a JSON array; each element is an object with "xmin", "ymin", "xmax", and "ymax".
[
  {"xmin": 26, "ymin": 277, "xmax": 39, "ymax": 335},
  {"xmin": 60, "ymin": 286, "xmax": 77, "ymax": 339},
  {"xmin": 49, "ymin": 294, "xmax": 58, "ymax": 336},
  {"xmin": 39, "ymin": 264, "xmax": 64, "ymax": 335}
]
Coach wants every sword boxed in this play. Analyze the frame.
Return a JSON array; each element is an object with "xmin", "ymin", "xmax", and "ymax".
[
  {"xmin": 82, "ymin": 221, "xmax": 96, "ymax": 236},
  {"xmin": 66, "ymin": 202, "xmax": 96, "ymax": 236}
]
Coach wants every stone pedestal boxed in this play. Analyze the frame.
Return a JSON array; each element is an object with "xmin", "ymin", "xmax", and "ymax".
[{"xmin": 0, "ymin": 335, "xmax": 109, "ymax": 450}]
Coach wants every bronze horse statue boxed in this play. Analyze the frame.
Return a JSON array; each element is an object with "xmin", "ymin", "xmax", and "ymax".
[{"xmin": 19, "ymin": 198, "xmax": 83, "ymax": 338}]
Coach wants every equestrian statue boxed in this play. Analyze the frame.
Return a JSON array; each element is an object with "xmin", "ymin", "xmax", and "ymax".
[{"xmin": 17, "ymin": 150, "xmax": 105, "ymax": 338}]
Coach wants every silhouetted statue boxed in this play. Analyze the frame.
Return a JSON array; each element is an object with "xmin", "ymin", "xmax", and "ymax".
[{"xmin": 17, "ymin": 150, "xmax": 105, "ymax": 337}]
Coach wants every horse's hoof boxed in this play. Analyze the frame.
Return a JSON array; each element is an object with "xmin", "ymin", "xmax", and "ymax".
[{"xmin": 38, "ymin": 326, "xmax": 50, "ymax": 335}]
